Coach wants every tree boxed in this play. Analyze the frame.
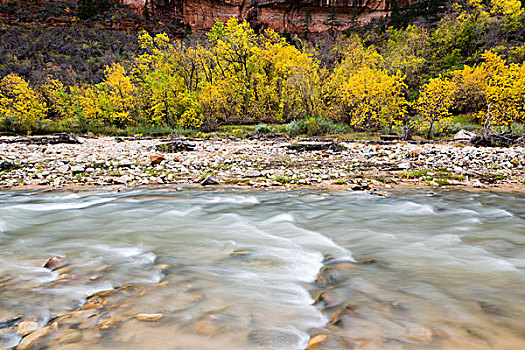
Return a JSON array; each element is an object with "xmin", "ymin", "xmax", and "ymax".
[
  {"xmin": 80, "ymin": 63, "xmax": 137, "ymax": 127},
  {"xmin": 413, "ymin": 76, "xmax": 456, "ymax": 138},
  {"xmin": 0, "ymin": 74, "xmax": 47, "ymax": 132}
]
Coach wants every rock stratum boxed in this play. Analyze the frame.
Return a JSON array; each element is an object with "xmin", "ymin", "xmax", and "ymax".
[{"xmin": 125, "ymin": 0, "xmax": 410, "ymax": 32}]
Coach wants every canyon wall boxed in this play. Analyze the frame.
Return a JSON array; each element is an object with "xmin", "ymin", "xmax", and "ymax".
[{"xmin": 123, "ymin": 0, "xmax": 409, "ymax": 32}]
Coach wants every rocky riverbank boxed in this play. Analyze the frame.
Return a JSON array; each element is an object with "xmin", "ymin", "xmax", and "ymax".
[{"xmin": 1, "ymin": 136, "xmax": 524, "ymax": 192}]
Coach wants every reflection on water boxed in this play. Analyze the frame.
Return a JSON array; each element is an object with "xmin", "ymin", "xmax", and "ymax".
[{"xmin": 0, "ymin": 188, "xmax": 524, "ymax": 349}]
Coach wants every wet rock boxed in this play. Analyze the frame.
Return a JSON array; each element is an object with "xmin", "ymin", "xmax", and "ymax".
[
  {"xmin": 17, "ymin": 326, "xmax": 49, "ymax": 350},
  {"xmin": 248, "ymin": 329, "xmax": 302, "ymax": 348},
  {"xmin": 315, "ymin": 266, "xmax": 337, "ymax": 287},
  {"xmin": 229, "ymin": 250, "xmax": 251, "ymax": 257},
  {"xmin": 307, "ymin": 334, "xmax": 328, "ymax": 349},
  {"xmin": 135, "ymin": 313, "xmax": 163, "ymax": 322},
  {"xmin": 408, "ymin": 327, "xmax": 433, "ymax": 343},
  {"xmin": 55, "ymin": 344, "xmax": 84, "ymax": 350},
  {"xmin": 314, "ymin": 292, "xmax": 337, "ymax": 307},
  {"xmin": 0, "ymin": 328, "xmax": 22, "ymax": 349},
  {"xmin": 323, "ymin": 259, "xmax": 357, "ymax": 270},
  {"xmin": 329, "ymin": 310, "xmax": 343, "ymax": 325},
  {"xmin": 351, "ymin": 183, "xmax": 369, "ymax": 191},
  {"xmin": 196, "ymin": 320, "xmax": 217, "ymax": 335},
  {"xmin": 56, "ymin": 329, "xmax": 83, "ymax": 344},
  {"xmin": 201, "ymin": 175, "xmax": 218, "ymax": 186},
  {"xmin": 98, "ymin": 316, "xmax": 124, "ymax": 330},
  {"xmin": 43, "ymin": 256, "xmax": 66, "ymax": 270},
  {"xmin": 55, "ymin": 267, "xmax": 73, "ymax": 275},
  {"xmin": 80, "ymin": 296, "xmax": 107, "ymax": 310},
  {"xmin": 478, "ymin": 301, "xmax": 505, "ymax": 316},
  {"xmin": 149, "ymin": 154, "xmax": 165, "ymax": 165},
  {"xmin": 154, "ymin": 263, "xmax": 170, "ymax": 271},
  {"xmin": 361, "ymin": 258, "xmax": 377, "ymax": 264},
  {"xmin": 0, "ymin": 315, "xmax": 23, "ymax": 329},
  {"xmin": 0, "ymin": 161, "xmax": 14, "ymax": 171},
  {"xmin": 17, "ymin": 321, "xmax": 39, "ymax": 336}
]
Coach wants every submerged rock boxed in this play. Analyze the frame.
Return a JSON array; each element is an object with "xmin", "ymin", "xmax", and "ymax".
[
  {"xmin": 17, "ymin": 321, "xmax": 39, "ymax": 336},
  {"xmin": 248, "ymin": 329, "xmax": 302, "ymax": 348},
  {"xmin": 408, "ymin": 327, "xmax": 433, "ymax": 343},
  {"xmin": 17, "ymin": 326, "xmax": 49, "ymax": 350},
  {"xmin": 135, "ymin": 313, "xmax": 163, "ymax": 322},
  {"xmin": 0, "ymin": 328, "xmax": 22, "ymax": 349},
  {"xmin": 196, "ymin": 320, "xmax": 217, "ymax": 335},
  {"xmin": 307, "ymin": 334, "xmax": 328, "ymax": 349},
  {"xmin": 56, "ymin": 329, "xmax": 83, "ymax": 344}
]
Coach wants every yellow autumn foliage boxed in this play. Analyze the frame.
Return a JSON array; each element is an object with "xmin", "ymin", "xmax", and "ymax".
[{"xmin": 0, "ymin": 74, "xmax": 48, "ymax": 132}]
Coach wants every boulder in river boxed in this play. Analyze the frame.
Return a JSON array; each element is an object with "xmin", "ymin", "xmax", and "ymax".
[{"xmin": 43, "ymin": 256, "xmax": 66, "ymax": 270}]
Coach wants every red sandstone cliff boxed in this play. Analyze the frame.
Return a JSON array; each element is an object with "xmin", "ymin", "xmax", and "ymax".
[{"xmin": 125, "ymin": 0, "xmax": 409, "ymax": 32}]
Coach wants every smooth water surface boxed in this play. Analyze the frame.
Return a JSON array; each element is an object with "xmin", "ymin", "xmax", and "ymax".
[{"xmin": 0, "ymin": 188, "xmax": 524, "ymax": 349}]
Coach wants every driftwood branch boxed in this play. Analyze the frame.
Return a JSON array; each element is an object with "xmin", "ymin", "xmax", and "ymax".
[{"xmin": 0, "ymin": 133, "xmax": 80, "ymax": 145}]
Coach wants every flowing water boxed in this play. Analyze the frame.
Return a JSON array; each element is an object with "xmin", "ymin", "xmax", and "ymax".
[{"xmin": 0, "ymin": 188, "xmax": 524, "ymax": 349}]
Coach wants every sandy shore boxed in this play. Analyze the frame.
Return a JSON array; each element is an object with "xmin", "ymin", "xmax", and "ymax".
[{"xmin": 1, "ymin": 136, "xmax": 524, "ymax": 192}]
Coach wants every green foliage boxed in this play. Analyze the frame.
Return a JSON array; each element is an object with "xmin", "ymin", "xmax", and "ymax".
[
  {"xmin": 254, "ymin": 124, "xmax": 276, "ymax": 134},
  {"xmin": 283, "ymin": 116, "xmax": 349, "ymax": 136}
]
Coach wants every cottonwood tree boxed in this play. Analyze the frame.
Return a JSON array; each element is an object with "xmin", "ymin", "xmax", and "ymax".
[{"xmin": 413, "ymin": 76, "xmax": 456, "ymax": 138}]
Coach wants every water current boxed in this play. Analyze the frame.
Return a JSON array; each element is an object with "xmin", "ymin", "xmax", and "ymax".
[{"xmin": 0, "ymin": 188, "xmax": 524, "ymax": 349}]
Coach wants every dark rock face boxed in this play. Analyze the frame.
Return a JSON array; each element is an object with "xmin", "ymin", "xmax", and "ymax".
[{"xmin": 125, "ymin": 0, "xmax": 409, "ymax": 32}]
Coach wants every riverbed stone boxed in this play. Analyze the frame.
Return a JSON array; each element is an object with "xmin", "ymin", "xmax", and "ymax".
[
  {"xmin": 17, "ymin": 326, "xmax": 49, "ymax": 350},
  {"xmin": 408, "ymin": 327, "xmax": 433, "ymax": 343},
  {"xmin": 135, "ymin": 313, "xmax": 163, "ymax": 322},
  {"xmin": 17, "ymin": 321, "xmax": 39, "ymax": 336},
  {"xmin": 71, "ymin": 165, "xmax": 85, "ymax": 174},
  {"xmin": 196, "ymin": 320, "xmax": 217, "ymax": 335},
  {"xmin": 1, "ymin": 136, "xmax": 523, "ymax": 191},
  {"xmin": 43, "ymin": 256, "xmax": 66, "ymax": 270},
  {"xmin": 307, "ymin": 334, "xmax": 328, "ymax": 349},
  {"xmin": 149, "ymin": 154, "xmax": 164, "ymax": 165},
  {"xmin": 56, "ymin": 329, "xmax": 83, "ymax": 344}
]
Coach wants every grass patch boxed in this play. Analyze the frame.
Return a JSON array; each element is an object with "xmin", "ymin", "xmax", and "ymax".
[{"xmin": 272, "ymin": 175, "xmax": 292, "ymax": 184}]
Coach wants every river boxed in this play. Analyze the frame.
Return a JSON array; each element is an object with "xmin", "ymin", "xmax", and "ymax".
[{"xmin": 0, "ymin": 188, "xmax": 524, "ymax": 349}]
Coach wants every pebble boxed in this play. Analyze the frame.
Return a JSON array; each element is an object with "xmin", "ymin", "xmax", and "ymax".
[{"xmin": 135, "ymin": 313, "xmax": 163, "ymax": 322}]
